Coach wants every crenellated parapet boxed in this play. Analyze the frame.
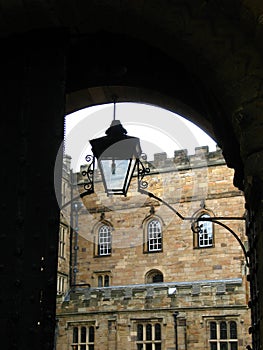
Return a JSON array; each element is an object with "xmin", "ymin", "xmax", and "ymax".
[{"xmin": 150, "ymin": 145, "xmax": 224, "ymax": 171}]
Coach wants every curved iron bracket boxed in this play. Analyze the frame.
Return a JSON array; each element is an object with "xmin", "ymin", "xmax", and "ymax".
[
  {"xmin": 137, "ymin": 154, "xmax": 150, "ymax": 191},
  {"xmin": 139, "ymin": 189, "xmax": 249, "ymax": 267},
  {"xmin": 80, "ymin": 155, "xmax": 95, "ymax": 198}
]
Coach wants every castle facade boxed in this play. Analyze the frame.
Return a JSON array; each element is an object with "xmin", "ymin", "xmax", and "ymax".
[{"xmin": 56, "ymin": 147, "xmax": 251, "ymax": 350}]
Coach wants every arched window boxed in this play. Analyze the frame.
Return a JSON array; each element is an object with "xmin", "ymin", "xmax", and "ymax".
[
  {"xmin": 155, "ymin": 323, "xmax": 161, "ymax": 340},
  {"xmin": 147, "ymin": 219, "xmax": 162, "ymax": 252},
  {"xmin": 145, "ymin": 269, "xmax": 164, "ymax": 284},
  {"xmin": 193, "ymin": 213, "xmax": 214, "ymax": 248},
  {"xmin": 73, "ymin": 327, "xmax": 78, "ymax": 343},
  {"xmin": 98, "ymin": 225, "xmax": 112, "ymax": 256},
  {"xmin": 230, "ymin": 321, "xmax": 237, "ymax": 339},
  {"xmin": 220, "ymin": 321, "xmax": 227, "ymax": 339},
  {"xmin": 89, "ymin": 326, "xmax": 95, "ymax": 343},
  {"xmin": 146, "ymin": 324, "xmax": 152, "ymax": 340},
  {"xmin": 198, "ymin": 214, "xmax": 213, "ymax": 247},
  {"xmin": 210, "ymin": 322, "xmax": 217, "ymax": 339},
  {"xmin": 137, "ymin": 324, "xmax": 143, "ymax": 341}
]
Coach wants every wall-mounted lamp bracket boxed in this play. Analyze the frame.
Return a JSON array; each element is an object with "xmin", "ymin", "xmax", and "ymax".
[
  {"xmin": 80, "ymin": 155, "xmax": 95, "ymax": 198},
  {"xmin": 139, "ymin": 189, "xmax": 249, "ymax": 267}
]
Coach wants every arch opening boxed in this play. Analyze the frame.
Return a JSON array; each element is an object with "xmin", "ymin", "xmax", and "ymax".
[{"xmin": 64, "ymin": 101, "xmax": 217, "ymax": 173}]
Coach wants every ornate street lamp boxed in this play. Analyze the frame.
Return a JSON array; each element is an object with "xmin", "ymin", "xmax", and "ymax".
[
  {"xmin": 80, "ymin": 101, "xmax": 149, "ymax": 197},
  {"xmin": 89, "ymin": 119, "xmax": 142, "ymax": 196}
]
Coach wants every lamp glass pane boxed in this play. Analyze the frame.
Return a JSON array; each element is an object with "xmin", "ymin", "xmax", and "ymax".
[{"xmin": 99, "ymin": 158, "xmax": 136, "ymax": 195}]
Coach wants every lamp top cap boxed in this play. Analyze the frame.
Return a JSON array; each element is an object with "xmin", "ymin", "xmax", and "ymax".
[
  {"xmin": 89, "ymin": 119, "xmax": 142, "ymax": 159},
  {"xmin": 105, "ymin": 120, "xmax": 127, "ymax": 136}
]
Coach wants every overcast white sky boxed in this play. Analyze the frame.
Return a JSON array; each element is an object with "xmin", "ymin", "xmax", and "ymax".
[{"xmin": 65, "ymin": 103, "xmax": 217, "ymax": 171}]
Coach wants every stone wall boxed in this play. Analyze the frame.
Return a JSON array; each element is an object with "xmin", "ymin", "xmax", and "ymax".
[
  {"xmin": 57, "ymin": 279, "xmax": 250, "ymax": 349},
  {"xmin": 56, "ymin": 147, "xmax": 251, "ymax": 349}
]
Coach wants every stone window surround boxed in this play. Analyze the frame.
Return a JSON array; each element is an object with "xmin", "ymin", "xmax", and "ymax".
[{"xmin": 202, "ymin": 315, "xmax": 240, "ymax": 350}]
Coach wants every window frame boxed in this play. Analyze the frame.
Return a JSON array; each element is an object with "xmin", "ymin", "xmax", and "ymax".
[
  {"xmin": 93, "ymin": 220, "xmax": 113, "ymax": 257},
  {"xmin": 93, "ymin": 271, "xmax": 112, "ymax": 287},
  {"xmin": 71, "ymin": 324, "xmax": 95, "ymax": 350},
  {"xmin": 198, "ymin": 214, "xmax": 213, "ymax": 248},
  {"xmin": 58, "ymin": 223, "xmax": 68, "ymax": 258},
  {"xmin": 134, "ymin": 320, "xmax": 163, "ymax": 350},
  {"xmin": 97, "ymin": 273, "xmax": 110, "ymax": 287},
  {"xmin": 94, "ymin": 224, "xmax": 112, "ymax": 257},
  {"xmin": 208, "ymin": 320, "xmax": 238, "ymax": 350},
  {"xmin": 57, "ymin": 272, "xmax": 68, "ymax": 295},
  {"xmin": 193, "ymin": 211, "xmax": 214, "ymax": 249},
  {"xmin": 144, "ymin": 218, "xmax": 163, "ymax": 253}
]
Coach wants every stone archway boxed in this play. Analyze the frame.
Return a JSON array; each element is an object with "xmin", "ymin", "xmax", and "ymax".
[{"xmin": 1, "ymin": 1, "xmax": 263, "ymax": 349}]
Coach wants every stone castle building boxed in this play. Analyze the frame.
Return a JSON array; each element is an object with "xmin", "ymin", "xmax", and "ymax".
[{"xmin": 56, "ymin": 146, "xmax": 251, "ymax": 350}]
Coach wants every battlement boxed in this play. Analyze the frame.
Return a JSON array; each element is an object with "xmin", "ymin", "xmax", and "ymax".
[{"xmin": 150, "ymin": 145, "xmax": 224, "ymax": 170}]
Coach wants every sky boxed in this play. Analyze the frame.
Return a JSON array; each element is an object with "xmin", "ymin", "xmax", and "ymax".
[{"xmin": 65, "ymin": 102, "xmax": 217, "ymax": 172}]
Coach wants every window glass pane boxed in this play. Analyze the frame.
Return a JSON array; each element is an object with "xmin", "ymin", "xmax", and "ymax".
[
  {"xmin": 152, "ymin": 274, "xmax": 163, "ymax": 283},
  {"xmin": 198, "ymin": 214, "xmax": 213, "ymax": 247},
  {"xmin": 230, "ymin": 342, "xmax": 238, "ymax": 350},
  {"xmin": 230, "ymin": 322, "xmax": 237, "ymax": 339},
  {"xmin": 99, "ymin": 226, "xmax": 111, "ymax": 255},
  {"xmin": 210, "ymin": 322, "xmax": 217, "ymax": 339},
  {"xmin": 104, "ymin": 275, "xmax": 110, "ymax": 287},
  {"xmin": 210, "ymin": 344, "xmax": 217, "ymax": 350},
  {"xmin": 155, "ymin": 344, "xmax": 162, "ymax": 350},
  {"xmin": 98, "ymin": 275, "xmax": 103, "ymax": 287},
  {"xmin": 146, "ymin": 344, "xmax": 152, "ymax": 350},
  {"xmin": 72, "ymin": 346, "xmax": 78, "ymax": 350},
  {"xmin": 73, "ymin": 327, "xmax": 78, "ymax": 343},
  {"xmin": 100, "ymin": 158, "xmax": 134, "ymax": 193},
  {"xmin": 146, "ymin": 324, "xmax": 152, "ymax": 340},
  {"xmin": 80, "ymin": 345, "xmax": 86, "ymax": 350},
  {"xmin": 137, "ymin": 345, "xmax": 143, "ymax": 350},
  {"xmin": 148, "ymin": 220, "xmax": 162, "ymax": 251},
  {"xmin": 155, "ymin": 323, "xmax": 161, "ymax": 340},
  {"xmin": 89, "ymin": 326, "xmax": 95, "ymax": 343},
  {"xmin": 89, "ymin": 346, "xmax": 94, "ymax": 350},
  {"xmin": 81, "ymin": 327, "xmax": 86, "ymax": 343},
  {"xmin": 137, "ymin": 324, "xmax": 143, "ymax": 341},
  {"xmin": 220, "ymin": 342, "xmax": 228, "ymax": 350},
  {"xmin": 220, "ymin": 322, "xmax": 227, "ymax": 339}
]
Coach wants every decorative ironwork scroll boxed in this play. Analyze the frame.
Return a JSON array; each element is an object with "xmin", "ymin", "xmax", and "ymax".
[
  {"xmin": 138, "ymin": 153, "xmax": 150, "ymax": 191},
  {"xmin": 80, "ymin": 155, "xmax": 95, "ymax": 197}
]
